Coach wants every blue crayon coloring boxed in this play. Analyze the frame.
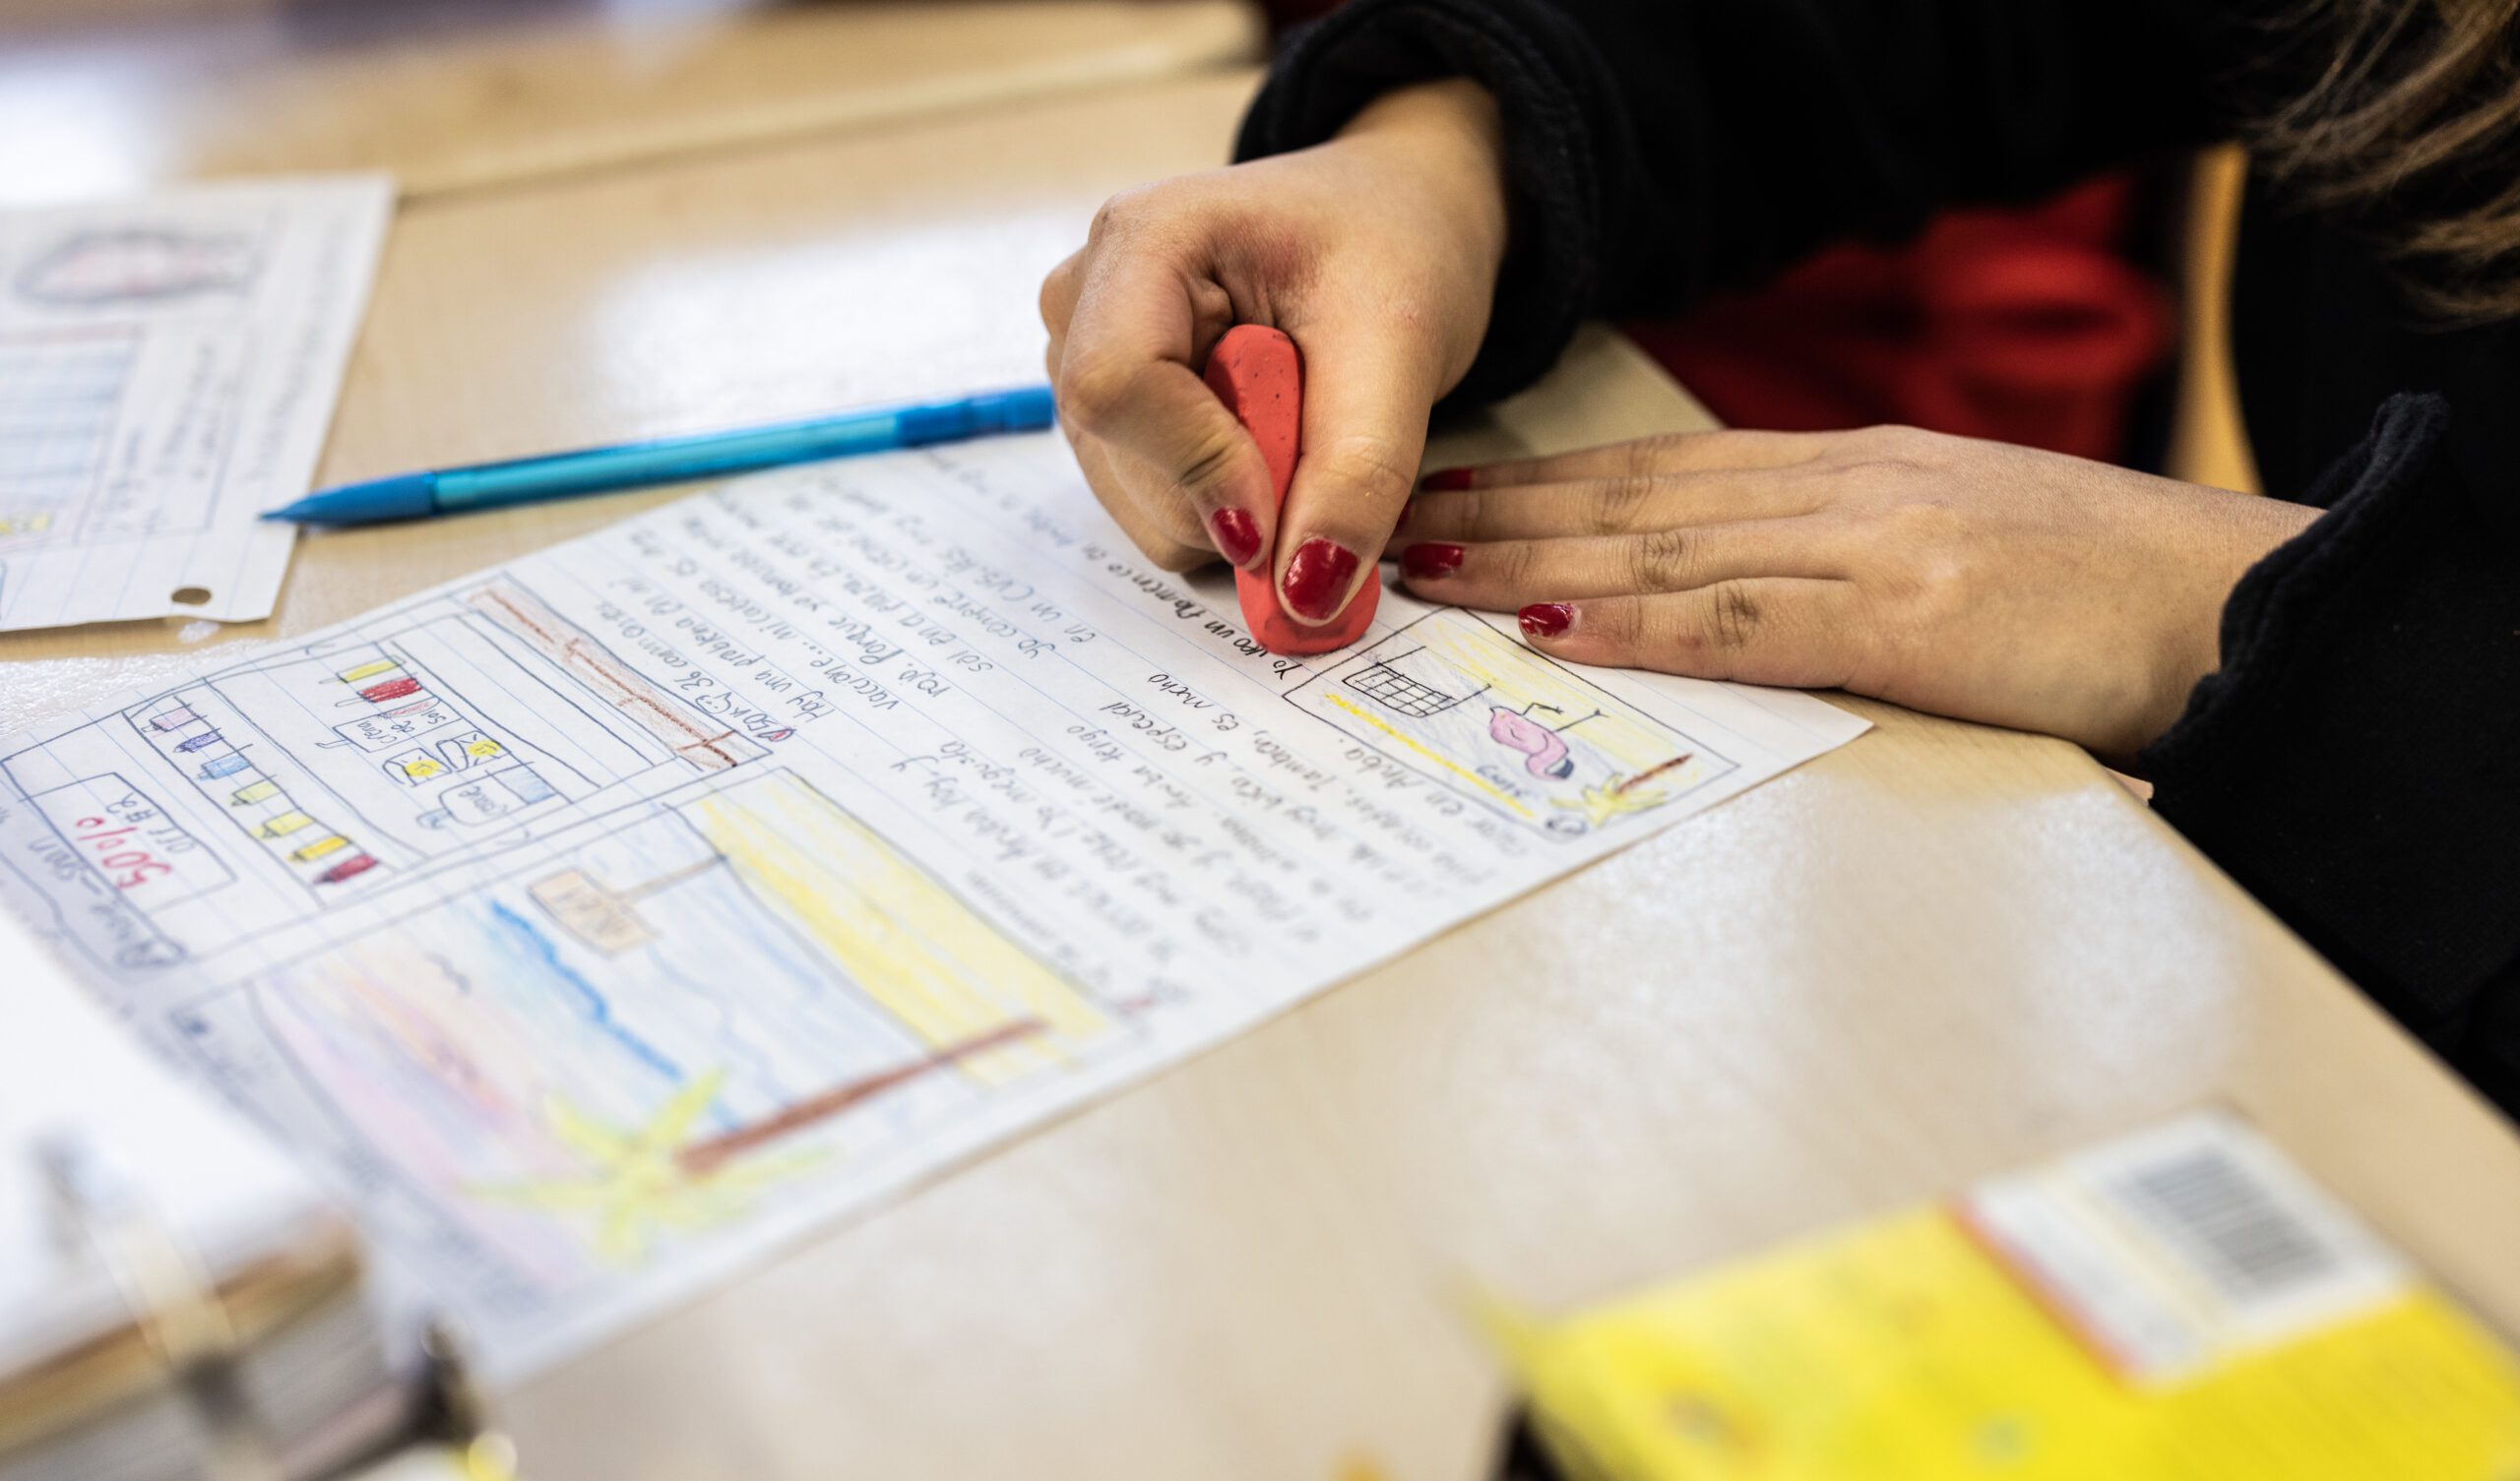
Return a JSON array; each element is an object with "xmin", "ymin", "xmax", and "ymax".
[
  {"xmin": 498, "ymin": 767, "xmax": 557, "ymax": 804},
  {"xmin": 199, "ymin": 754, "xmax": 253, "ymax": 779},
  {"xmin": 174, "ymin": 731, "xmax": 224, "ymax": 753}
]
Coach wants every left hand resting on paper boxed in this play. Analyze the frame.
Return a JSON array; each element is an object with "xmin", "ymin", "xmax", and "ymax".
[{"xmin": 1391, "ymin": 426, "xmax": 2320, "ymax": 763}]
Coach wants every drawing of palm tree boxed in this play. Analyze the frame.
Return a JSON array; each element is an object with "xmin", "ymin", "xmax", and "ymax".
[{"xmin": 471, "ymin": 1018, "xmax": 1047, "ymax": 1261}]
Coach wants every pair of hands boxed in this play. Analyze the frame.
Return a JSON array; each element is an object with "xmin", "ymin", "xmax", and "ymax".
[{"xmin": 1040, "ymin": 81, "xmax": 2319, "ymax": 762}]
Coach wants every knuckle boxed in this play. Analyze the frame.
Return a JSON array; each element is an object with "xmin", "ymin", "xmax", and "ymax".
[
  {"xmin": 1692, "ymin": 429, "xmax": 1774, "ymax": 463},
  {"xmin": 1166, "ymin": 427, "xmax": 1247, "ymax": 505},
  {"xmin": 1484, "ymin": 536, "xmax": 1536, "ymax": 587},
  {"xmin": 1307, "ymin": 431, "xmax": 1419, "ymax": 508},
  {"xmin": 1621, "ymin": 435, "xmax": 1686, "ymax": 478},
  {"xmin": 1626, "ymin": 526, "xmax": 1693, "ymax": 589},
  {"xmin": 1092, "ymin": 183, "xmax": 1218, "ymax": 259},
  {"xmin": 1057, "ymin": 351, "xmax": 1139, "ymax": 433},
  {"xmin": 1590, "ymin": 475, "xmax": 1657, "ymax": 534},
  {"xmin": 1833, "ymin": 451, "xmax": 1909, "ymax": 480},
  {"xmin": 1881, "ymin": 497, "xmax": 1968, "ymax": 546},
  {"xmin": 1907, "ymin": 546, "xmax": 1976, "ymax": 618},
  {"xmin": 1811, "ymin": 453, "xmax": 1927, "ymax": 505},
  {"xmin": 1709, "ymin": 584, "xmax": 1762, "ymax": 651},
  {"xmin": 1590, "ymin": 597, "xmax": 1646, "ymax": 646},
  {"xmin": 1038, "ymin": 260, "xmax": 1077, "ymax": 332},
  {"xmin": 1087, "ymin": 192, "xmax": 1142, "ymax": 244}
]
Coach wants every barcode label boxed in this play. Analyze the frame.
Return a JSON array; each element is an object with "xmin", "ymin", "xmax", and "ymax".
[
  {"xmin": 1958, "ymin": 1112, "xmax": 2409, "ymax": 1384},
  {"xmin": 2108, "ymin": 1146, "xmax": 2342, "ymax": 1304}
]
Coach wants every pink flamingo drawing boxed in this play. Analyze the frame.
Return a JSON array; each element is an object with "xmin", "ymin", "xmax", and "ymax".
[{"xmin": 1486, "ymin": 703, "xmax": 1601, "ymax": 778}]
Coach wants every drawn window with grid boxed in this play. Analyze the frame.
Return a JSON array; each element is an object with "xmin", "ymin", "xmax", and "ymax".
[
  {"xmin": 1344, "ymin": 657, "xmax": 1479, "ymax": 718},
  {"xmin": 0, "ymin": 329, "xmax": 136, "ymax": 548}
]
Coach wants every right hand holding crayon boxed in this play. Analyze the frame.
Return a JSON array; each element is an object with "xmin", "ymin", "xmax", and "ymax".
[{"xmin": 1040, "ymin": 79, "xmax": 1509, "ymax": 630}]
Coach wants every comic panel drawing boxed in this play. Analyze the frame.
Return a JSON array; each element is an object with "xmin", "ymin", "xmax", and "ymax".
[
  {"xmin": 0, "ymin": 771, "xmax": 208, "ymax": 975},
  {"xmin": 0, "ymin": 575, "xmax": 776, "ymax": 966},
  {"xmin": 1287, "ymin": 609, "xmax": 1736, "ymax": 839},
  {"xmin": 0, "ymin": 328, "xmax": 138, "ymax": 551},
  {"xmin": 164, "ymin": 768, "xmax": 1110, "ymax": 1299},
  {"xmin": 0, "ymin": 321, "xmax": 254, "ymax": 552}
]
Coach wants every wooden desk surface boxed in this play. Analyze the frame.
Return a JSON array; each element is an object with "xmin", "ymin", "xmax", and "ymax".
[
  {"xmin": 0, "ymin": 0, "xmax": 1260, "ymax": 204},
  {"xmin": 3, "ymin": 68, "xmax": 2514, "ymax": 1481}
]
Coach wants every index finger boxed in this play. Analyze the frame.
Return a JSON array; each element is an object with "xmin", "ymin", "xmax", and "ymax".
[{"xmin": 1055, "ymin": 247, "xmax": 1275, "ymax": 572}]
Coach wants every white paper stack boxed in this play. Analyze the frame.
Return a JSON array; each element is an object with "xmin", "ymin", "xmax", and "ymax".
[{"xmin": 0, "ymin": 912, "xmax": 408, "ymax": 1481}]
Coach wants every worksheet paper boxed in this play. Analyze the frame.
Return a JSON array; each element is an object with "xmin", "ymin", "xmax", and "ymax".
[
  {"xmin": 0, "ymin": 435, "xmax": 1865, "ymax": 1380},
  {"xmin": 0, "ymin": 175, "xmax": 391, "ymax": 630}
]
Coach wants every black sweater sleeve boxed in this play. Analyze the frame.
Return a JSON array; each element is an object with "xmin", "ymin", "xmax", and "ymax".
[
  {"xmin": 2138, "ymin": 398, "xmax": 2520, "ymax": 1116},
  {"xmin": 1236, "ymin": 0, "xmax": 2239, "ymax": 402}
]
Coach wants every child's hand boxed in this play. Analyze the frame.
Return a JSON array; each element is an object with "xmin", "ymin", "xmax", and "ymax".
[
  {"xmin": 1393, "ymin": 427, "xmax": 2323, "ymax": 762},
  {"xmin": 1042, "ymin": 80, "xmax": 1507, "ymax": 628}
]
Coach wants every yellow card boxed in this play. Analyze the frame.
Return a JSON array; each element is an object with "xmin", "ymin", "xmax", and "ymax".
[{"xmin": 1501, "ymin": 1114, "xmax": 2520, "ymax": 1480}]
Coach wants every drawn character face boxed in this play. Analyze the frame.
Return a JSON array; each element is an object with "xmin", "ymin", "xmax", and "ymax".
[{"xmin": 1487, "ymin": 707, "xmax": 1576, "ymax": 779}]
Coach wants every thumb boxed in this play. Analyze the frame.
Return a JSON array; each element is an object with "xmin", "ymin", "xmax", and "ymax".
[{"xmin": 1270, "ymin": 322, "xmax": 1440, "ymax": 627}]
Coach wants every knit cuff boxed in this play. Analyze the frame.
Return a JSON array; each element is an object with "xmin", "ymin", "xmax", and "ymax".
[
  {"xmin": 1234, "ymin": 0, "xmax": 1608, "ymax": 406},
  {"xmin": 2138, "ymin": 393, "xmax": 2452, "ymax": 788}
]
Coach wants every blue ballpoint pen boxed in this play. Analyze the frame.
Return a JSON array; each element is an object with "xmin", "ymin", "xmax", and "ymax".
[{"xmin": 263, "ymin": 384, "xmax": 1058, "ymax": 526}]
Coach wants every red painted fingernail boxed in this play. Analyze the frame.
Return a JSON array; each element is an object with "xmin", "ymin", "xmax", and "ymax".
[
  {"xmin": 1518, "ymin": 602, "xmax": 1573, "ymax": 638},
  {"xmin": 1209, "ymin": 508, "xmax": 1262, "ymax": 567},
  {"xmin": 1419, "ymin": 466, "xmax": 1475, "ymax": 492},
  {"xmin": 1401, "ymin": 542, "xmax": 1465, "ymax": 580},
  {"xmin": 1281, "ymin": 538, "xmax": 1361, "ymax": 622}
]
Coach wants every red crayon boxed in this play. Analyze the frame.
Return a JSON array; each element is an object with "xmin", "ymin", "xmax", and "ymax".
[
  {"xmin": 358, "ymin": 677, "xmax": 422, "ymax": 704},
  {"xmin": 317, "ymin": 853, "xmax": 380, "ymax": 884}
]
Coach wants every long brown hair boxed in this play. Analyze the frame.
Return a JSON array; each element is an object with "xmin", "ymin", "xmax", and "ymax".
[{"xmin": 2256, "ymin": 0, "xmax": 2520, "ymax": 318}]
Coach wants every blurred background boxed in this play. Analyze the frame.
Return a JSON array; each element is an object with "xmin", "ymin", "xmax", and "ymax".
[{"xmin": 0, "ymin": 0, "xmax": 2255, "ymax": 496}]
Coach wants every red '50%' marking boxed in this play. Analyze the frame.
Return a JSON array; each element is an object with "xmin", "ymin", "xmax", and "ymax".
[{"xmin": 71, "ymin": 816, "xmax": 174, "ymax": 889}]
